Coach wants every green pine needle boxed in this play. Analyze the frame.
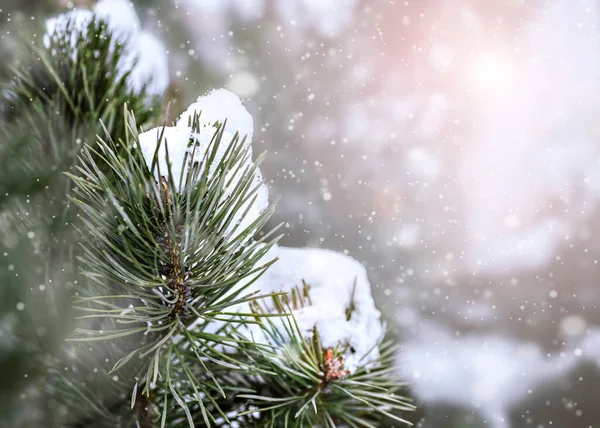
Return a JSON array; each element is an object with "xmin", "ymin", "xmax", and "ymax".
[
  {"xmin": 229, "ymin": 294, "xmax": 416, "ymax": 428},
  {"xmin": 0, "ymin": 13, "xmax": 165, "ymax": 427},
  {"xmin": 2, "ymin": 17, "xmax": 160, "ymax": 137},
  {"xmin": 67, "ymin": 106, "xmax": 281, "ymax": 426}
]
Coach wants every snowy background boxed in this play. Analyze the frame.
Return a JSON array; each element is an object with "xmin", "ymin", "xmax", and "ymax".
[{"xmin": 5, "ymin": 0, "xmax": 600, "ymax": 426}]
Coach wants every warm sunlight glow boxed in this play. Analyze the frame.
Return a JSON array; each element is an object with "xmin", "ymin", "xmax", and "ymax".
[{"xmin": 468, "ymin": 52, "xmax": 517, "ymax": 95}]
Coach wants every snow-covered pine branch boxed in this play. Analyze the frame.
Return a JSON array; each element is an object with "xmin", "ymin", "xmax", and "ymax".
[
  {"xmin": 44, "ymin": 0, "xmax": 169, "ymax": 98},
  {"xmin": 0, "ymin": 0, "xmax": 413, "ymax": 422},
  {"xmin": 138, "ymin": 89, "xmax": 269, "ymax": 238}
]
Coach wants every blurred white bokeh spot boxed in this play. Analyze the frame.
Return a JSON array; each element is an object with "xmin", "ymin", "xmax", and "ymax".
[{"xmin": 227, "ymin": 71, "xmax": 260, "ymax": 98}]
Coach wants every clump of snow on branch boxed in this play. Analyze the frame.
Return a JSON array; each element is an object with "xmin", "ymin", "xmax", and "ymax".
[
  {"xmin": 43, "ymin": 0, "xmax": 169, "ymax": 97},
  {"xmin": 226, "ymin": 245, "xmax": 384, "ymax": 373},
  {"xmin": 138, "ymin": 89, "xmax": 268, "ymax": 237},
  {"xmin": 94, "ymin": 0, "xmax": 140, "ymax": 39},
  {"xmin": 179, "ymin": 89, "xmax": 255, "ymax": 142},
  {"xmin": 44, "ymin": 9, "xmax": 93, "ymax": 51},
  {"xmin": 260, "ymin": 245, "xmax": 384, "ymax": 372}
]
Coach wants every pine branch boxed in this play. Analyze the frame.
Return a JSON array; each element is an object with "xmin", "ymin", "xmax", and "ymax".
[
  {"xmin": 66, "ymin": 107, "xmax": 281, "ymax": 426},
  {"xmin": 2, "ymin": 17, "xmax": 159, "ymax": 137},
  {"xmin": 224, "ymin": 294, "xmax": 416, "ymax": 428},
  {"xmin": 0, "ymin": 15, "xmax": 161, "ymax": 212}
]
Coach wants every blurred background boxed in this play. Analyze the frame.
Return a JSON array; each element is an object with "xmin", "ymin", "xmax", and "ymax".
[{"xmin": 3, "ymin": 0, "xmax": 600, "ymax": 426}]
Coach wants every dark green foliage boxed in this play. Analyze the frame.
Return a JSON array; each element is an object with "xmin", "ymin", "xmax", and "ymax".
[
  {"xmin": 0, "ymin": 11, "xmax": 163, "ymax": 428},
  {"xmin": 2, "ymin": 17, "xmax": 159, "ymax": 136},
  {"xmin": 0, "ymin": 16, "xmax": 161, "ymax": 212}
]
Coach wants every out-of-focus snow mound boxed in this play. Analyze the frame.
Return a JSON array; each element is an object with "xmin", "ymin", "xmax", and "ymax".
[
  {"xmin": 44, "ymin": 0, "xmax": 169, "ymax": 97},
  {"xmin": 401, "ymin": 321, "xmax": 600, "ymax": 428}
]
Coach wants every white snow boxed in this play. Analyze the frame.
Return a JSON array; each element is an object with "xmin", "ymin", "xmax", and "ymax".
[
  {"xmin": 220, "ymin": 244, "xmax": 384, "ymax": 373},
  {"xmin": 138, "ymin": 126, "xmax": 195, "ymax": 187},
  {"xmin": 94, "ymin": 0, "xmax": 140, "ymax": 39},
  {"xmin": 43, "ymin": 0, "xmax": 169, "ymax": 98},
  {"xmin": 226, "ymin": 71, "xmax": 260, "ymax": 99},
  {"xmin": 43, "ymin": 9, "xmax": 93, "ymax": 52},
  {"xmin": 401, "ymin": 322, "xmax": 600, "ymax": 428},
  {"xmin": 138, "ymin": 89, "xmax": 268, "ymax": 237},
  {"xmin": 179, "ymin": 89, "xmax": 255, "ymax": 142},
  {"xmin": 120, "ymin": 32, "xmax": 170, "ymax": 98}
]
